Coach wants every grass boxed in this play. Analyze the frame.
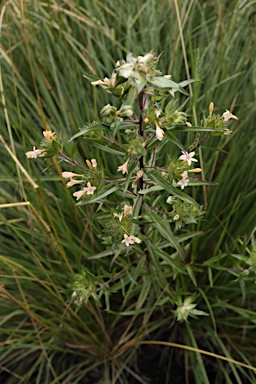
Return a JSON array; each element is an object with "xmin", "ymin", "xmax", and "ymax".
[{"xmin": 1, "ymin": 0, "xmax": 256, "ymax": 383}]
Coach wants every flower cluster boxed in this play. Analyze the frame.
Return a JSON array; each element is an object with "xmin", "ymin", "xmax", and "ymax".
[
  {"xmin": 62, "ymin": 159, "xmax": 98, "ymax": 201},
  {"xmin": 26, "ymin": 130, "xmax": 62, "ymax": 159},
  {"xmin": 173, "ymin": 296, "xmax": 208, "ymax": 322}
]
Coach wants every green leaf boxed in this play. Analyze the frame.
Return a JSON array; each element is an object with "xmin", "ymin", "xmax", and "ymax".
[
  {"xmin": 165, "ymin": 131, "xmax": 186, "ymax": 151},
  {"xmin": 188, "ymin": 179, "xmax": 218, "ymax": 186},
  {"xmin": 166, "ymin": 125, "xmax": 228, "ymax": 133},
  {"xmin": 121, "ymin": 85, "xmax": 138, "ymax": 107},
  {"xmin": 186, "ymin": 265, "xmax": 197, "ymax": 286},
  {"xmin": 146, "ymin": 170, "xmax": 200, "ymax": 209},
  {"xmin": 178, "ymin": 79, "xmax": 200, "ymax": 88},
  {"xmin": 69, "ymin": 123, "xmax": 105, "ymax": 141},
  {"xmin": 139, "ymin": 185, "xmax": 164, "ymax": 195},
  {"xmin": 146, "ymin": 208, "xmax": 186, "ymax": 260},
  {"xmin": 148, "ymin": 76, "xmax": 189, "ymax": 95},
  {"xmin": 90, "ymin": 141, "xmax": 126, "ymax": 155}
]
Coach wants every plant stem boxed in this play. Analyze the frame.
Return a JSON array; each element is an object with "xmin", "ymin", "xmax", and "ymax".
[{"xmin": 58, "ymin": 152, "xmax": 87, "ymax": 170}]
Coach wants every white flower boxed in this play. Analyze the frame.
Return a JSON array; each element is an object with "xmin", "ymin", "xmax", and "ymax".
[
  {"xmin": 91, "ymin": 159, "xmax": 97, "ymax": 168},
  {"xmin": 181, "ymin": 171, "xmax": 188, "ymax": 179},
  {"xmin": 222, "ymin": 110, "xmax": 238, "ymax": 122},
  {"xmin": 62, "ymin": 172, "xmax": 81, "ymax": 178},
  {"xmin": 117, "ymin": 160, "xmax": 129, "ymax": 175},
  {"xmin": 179, "ymin": 151, "xmax": 198, "ymax": 166},
  {"xmin": 177, "ymin": 176, "xmax": 189, "ymax": 190},
  {"xmin": 73, "ymin": 182, "xmax": 96, "ymax": 200},
  {"xmin": 155, "ymin": 109, "xmax": 161, "ymax": 118},
  {"xmin": 173, "ymin": 214, "xmax": 180, "ymax": 221},
  {"xmin": 155, "ymin": 123, "xmax": 164, "ymax": 141},
  {"xmin": 122, "ymin": 234, "xmax": 141, "ymax": 247},
  {"xmin": 26, "ymin": 147, "xmax": 44, "ymax": 159}
]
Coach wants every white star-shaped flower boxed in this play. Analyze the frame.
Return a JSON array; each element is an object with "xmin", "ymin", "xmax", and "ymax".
[
  {"xmin": 222, "ymin": 110, "xmax": 238, "ymax": 122},
  {"xmin": 177, "ymin": 177, "xmax": 189, "ymax": 190},
  {"xmin": 179, "ymin": 151, "xmax": 198, "ymax": 166},
  {"xmin": 117, "ymin": 160, "xmax": 129, "ymax": 175},
  {"xmin": 122, "ymin": 234, "xmax": 141, "ymax": 247}
]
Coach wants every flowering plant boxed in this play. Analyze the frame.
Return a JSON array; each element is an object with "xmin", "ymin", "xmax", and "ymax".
[{"xmin": 26, "ymin": 52, "xmax": 237, "ymax": 311}]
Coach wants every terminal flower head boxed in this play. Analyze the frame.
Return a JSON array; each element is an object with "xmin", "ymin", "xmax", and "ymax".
[
  {"xmin": 179, "ymin": 151, "xmax": 198, "ymax": 166},
  {"xmin": 122, "ymin": 234, "xmax": 141, "ymax": 247},
  {"xmin": 26, "ymin": 147, "xmax": 44, "ymax": 159},
  {"xmin": 117, "ymin": 159, "xmax": 129, "ymax": 175},
  {"xmin": 155, "ymin": 122, "xmax": 164, "ymax": 141},
  {"xmin": 222, "ymin": 110, "xmax": 238, "ymax": 122}
]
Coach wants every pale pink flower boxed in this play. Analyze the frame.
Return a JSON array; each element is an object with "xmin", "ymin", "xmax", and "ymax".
[
  {"xmin": 26, "ymin": 147, "xmax": 44, "ymax": 159},
  {"xmin": 134, "ymin": 169, "xmax": 144, "ymax": 182},
  {"xmin": 91, "ymin": 73, "xmax": 116, "ymax": 87},
  {"xmin": 155, "ymin": 122, "xmax": 164, "ymax": 141},
  {"xmin": 222, "ymin": 110, "xmax": 238, "ymax": 122},
  {"xmin": 43, "ymin": 130, "xmax": 55, "ymax": 140},
  {"xmin": 123, "ymin": 205, "xmax": 132, "ymax": 219},
  {"xmin": 73, "ymin": 189, "xmax": 86, "ymax": 200},
  {"xmin": 188, "ymin": 168, "xmax": 202, "ymax": 173},
  {"xmin": 62, "ymin": 172, "xmax": 81, "ymax": 178},
  {"xmin": 122, "ymin": 234, "xmax": 141, "ymax": 247},
  {"xmin": 179, "ymin": 151, "xmax": 198, "ymax": 166},
  {"xmin": 66, "ymin": 179, "xmax": 84, "ymax": 188},
  {"xmin": 117, "ymin": 160, "xmax": 129, "ymax": 175},
  {"xmin": 73, "ymin": 182, "xmax": 96, "ymax": 200},
  {"xmin": 181, "ymin": 171, "xmax": 188, "ymax": 179}
]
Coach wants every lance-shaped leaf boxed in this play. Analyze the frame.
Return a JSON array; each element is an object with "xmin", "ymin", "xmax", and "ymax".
[
  {"xmin": 165, "ymin": 131, "xmax": 186, "ymax": 151},
  {"xmin": 146, "ymin": 170, "xmax": 200, "ymax": 209},
  {"xmin": 165, "ymin": 125, "xmax": 230, "ymax": 133},
  {"xmin": 69, "ymin": 123, "xmax": 105, "ymax": 141},
  {"xmin": 146, "ymin": 208, "xmax": 186, "ymax": 260},
  {"xmin": 148, "ymin": 76, "xmax": 189, "ymax": 95}
]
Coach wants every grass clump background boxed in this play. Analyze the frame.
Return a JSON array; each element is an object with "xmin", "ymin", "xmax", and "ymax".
[{"xmin": 0, "ymin": 0, "xmax": 256, "ymax": 383}]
